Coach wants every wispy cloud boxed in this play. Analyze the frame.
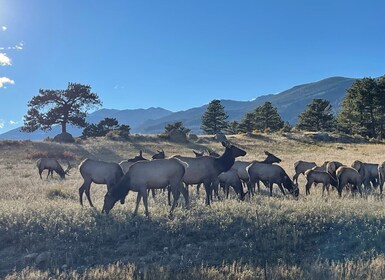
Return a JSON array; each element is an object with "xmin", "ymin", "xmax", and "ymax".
[
  {"xmin": 8, "ymin": 42, "xmax": 24, "ymax": 51},
  {"xmin": 0, "ymin": 77, "xmax": 15, "ymax": 88},
  {"xmin": 0, "ymin": 53, "xmax": 12, "ymax": 66},
  {"xmin": 9, "ymin": 120, "xmax": 18, "ymax": 125},
  {"xmin": 1, "ymin": 26, "xmax": 6, "ymax": 32},
  {"xmin": 0, "ymin": 119, "xmax": 4, "ymax": 129}
]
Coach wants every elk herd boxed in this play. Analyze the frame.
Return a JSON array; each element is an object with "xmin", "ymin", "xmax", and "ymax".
[{"xmin": 35, "ymin": 141, "xmax": 385, "ymax": 218}]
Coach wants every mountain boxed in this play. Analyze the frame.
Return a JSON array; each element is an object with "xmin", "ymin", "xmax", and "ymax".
[
  {"xmin": 0, "ymin": 107, "xmax": 172, "ymax": 140},
  {"xmin": 0, "ymin": 76, "xmax": 356, "ymax": 140},
  {"xmin": 138, "ymin": 76, "xmax": 356, "ymax": 133}
]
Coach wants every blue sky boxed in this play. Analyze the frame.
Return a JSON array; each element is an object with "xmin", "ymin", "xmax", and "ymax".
[{"xmin": 0, "ymin": 0, "xmax": 384, "ymax": 134}]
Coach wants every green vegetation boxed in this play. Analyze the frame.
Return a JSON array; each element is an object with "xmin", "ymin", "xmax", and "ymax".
[
  {"xmin": 297, "ymin": 99, "xmax": 335, "ymax": 132},
  {"xmin": 164, "ymin": 121, "xmax": 191, "ymax": 134},
  {"xmin": 337, "ymin": 76, "xmax": 385, "ymax": 139},
  {"xmin": 22, "ymin": 83, "xmax": 102, "ymax": 134},
  {"xmin": 201, "ymin": 99, "xmax": 229, "ymax": 134},
  {"xmin": 1, "ymin": 136, "xmax": 385, "ymax": 279},
  {"xmin": 82, "ymin": 117, "xmax": 131, "ymax": 139}
]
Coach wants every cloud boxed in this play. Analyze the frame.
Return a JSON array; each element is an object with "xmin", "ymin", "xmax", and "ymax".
[
  {"xmin": 0, "ymin": 77, "xmax": 15, "ymax": 88},
  {"xmin": 0, "ymin": 53, "xmax": 12, "ymax": 65},
  {"xmin": 9, "ymin": 120, "xmax": 18, "ymax": 125},
  {"xmin": 8, "ymin": 42, "xmax": 24, "ymax": 51},
  {"xmin": 0, "ymin": 119, "xmax": 4, "ymax": 129},
  {"xmin": 1, "ymin": 26, "xmax": 6, "ymax": 31}
]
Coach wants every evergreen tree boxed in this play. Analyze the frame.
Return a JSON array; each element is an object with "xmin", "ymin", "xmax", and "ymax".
[
  {"xmin": 336, "ymin": 77, "xmax": 379, "ymax": 138},
  {"xmin": 238, "ymin": 112, "xmax": 255, "ymax": 133},
  {"xmin": 225, "ymin": 121, "xmax": 239, "ymax": 134},
  {"xmin": 297, "ymin": 99, "xmax": 335, "ymax": 131},
  {"xmin": 22, "ymin": 83, "xmax": 101, "ymax": 134},
  {"xmin": 164, "ymin": 121, "xmax": 191, "ymax": 134},
  {"xmin": 201, "ymin": 99, "xmax": 229, "ymax": 134},
  {"xmin": 254, "ymin": 102, "xmax": 284, "ymax": 131},
  {"xmin": 82, "ymin": 118, "xmax": 130, "ymax": 137}
]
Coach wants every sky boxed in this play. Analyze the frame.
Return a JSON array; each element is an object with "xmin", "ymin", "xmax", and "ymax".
[{"xmin": 0, "ymin": 0, "xmax": 384, "ymax": 134}]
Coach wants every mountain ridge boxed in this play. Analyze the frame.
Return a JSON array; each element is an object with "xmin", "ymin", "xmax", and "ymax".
[{"xmin": 0, "ymin": 76, "xmax": 356, "ymax": 140}]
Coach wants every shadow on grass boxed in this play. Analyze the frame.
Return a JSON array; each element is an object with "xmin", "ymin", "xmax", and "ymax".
[{"xmin": 3, "ymin": 197, "xmax": 385, "ymax": 278}]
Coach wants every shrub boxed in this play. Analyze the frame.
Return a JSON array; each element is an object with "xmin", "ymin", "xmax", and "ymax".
[{"xmin": 45, "ymin": 187, "xmax": 75, "ymax": 200}]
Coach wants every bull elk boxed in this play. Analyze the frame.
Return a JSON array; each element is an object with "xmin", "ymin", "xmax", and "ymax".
[{"xmin": 36, "ymin": 158, "xmax": 72, "ymax": 179}]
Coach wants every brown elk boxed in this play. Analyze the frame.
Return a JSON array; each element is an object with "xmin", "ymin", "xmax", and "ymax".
[{"xmin": 36, "ymin": 158, "xmax": 71, "ymax": 179}]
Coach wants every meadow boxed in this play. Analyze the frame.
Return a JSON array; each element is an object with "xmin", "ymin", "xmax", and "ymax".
[{"xmin": 1, "ymin": 134, "xmax": 385, "ymax": 279}]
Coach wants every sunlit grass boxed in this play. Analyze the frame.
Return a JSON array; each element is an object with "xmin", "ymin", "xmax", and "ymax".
[{"xmin": 1, "ymin": 134, "xmax": 385, "ymax": 279}]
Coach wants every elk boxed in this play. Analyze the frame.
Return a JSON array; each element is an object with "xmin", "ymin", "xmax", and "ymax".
[
  {"xmin": 173, "ymin": 141, "xmax": 246, "ymax": 205},
  {"xmin": 215, "ymin": 169, "xmax": 247, "ymax": 200},
  {"xmin": 335, "ymin": 166, "xmax": 362, "ymax": 197},
  {"xmin": 293, "ymin": 161, "xmax": 317, "ymax": 184},
  {"xmin": 119, "ymin": 150, "xmax": 147, "ymax": 174},
  {"xmin": 351, "ymin": 160, "xmax": 379, "ymax": 190},
  {"xmin": 193, "ymin": 150, "xmax": 204, "ymax": 157},
  {"xmin": 247, "ymin": 163, "xmax": 299, "ymax": 197},
  {"xmin": 152, "ymin": 149, "xmax": 165, "ymax": 159},
  {"xmin": 78, "ymin": 159, "xmax": 124, "ymax": 207},
  {"xmin": 231, "ymin": 151, "xmax": 281, "ymax": 195},
  {"xmin": 102, "ymin": 158, "xmax": 189, "ymax": 218},
  {"xmin": 304, "ymin": 169, "xmax": 338, "ymax": 195},
  {"xmin": 36, "ymin": 158, "xmax": 71, "ymax": 179}
]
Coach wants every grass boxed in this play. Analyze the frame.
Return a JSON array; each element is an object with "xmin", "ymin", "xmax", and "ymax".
[{"xmin": 1, "ymin": 134, "xmax": 385, "ymax": 279}]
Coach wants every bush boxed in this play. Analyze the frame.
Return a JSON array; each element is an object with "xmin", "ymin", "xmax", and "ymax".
[{"xmin": 45, "ymin": 187, "xmax": 75, "ymax": 200}]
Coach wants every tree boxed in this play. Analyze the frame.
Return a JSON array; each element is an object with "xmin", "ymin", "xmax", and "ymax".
[
  {"xmin": 336, "ymin": 77, "xmax": 380, "ymax": 138},
  {"xmin": 82, "ymin": 117, "xmax": 130, "ymax": 138},
  {"xmin": 164, "ymin": 121, "xmax": 191, "ymax": 134},
  {"xmin": 254, "ymin": 102, "xmax": 284, "ymax": 131},
  {"xmin": 238, "ymin": 113, "xmax": 255, "ymax": 133},
  {"xmin": 225, "ymin": 121, "xmax": 239, "ymax": 134},
  {"xmin": 201, "ymin": 99, "xmax": 229, "ymax": 134},
  {"xmin": 22, "ymin": 83, "xmax": 102, "ymax": 134},
  {"xmin": 296, "ymin": 99, "xmax": 335, "ymax": 131}
]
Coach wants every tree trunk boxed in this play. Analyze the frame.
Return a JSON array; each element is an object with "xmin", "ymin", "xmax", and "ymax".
[{"xmin": 61, "ymin": 121, "xmax": 67, "ymax": 134}]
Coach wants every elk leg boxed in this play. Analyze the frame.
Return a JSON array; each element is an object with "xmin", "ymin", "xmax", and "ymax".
[
  {"xmin": 142, "ymin": 189, "xmax": 150, "ymax": 217},
  {"xmin": 293, "ymin": 173, "xmax": 299, "ymax": 184},
  {"xmin": 84, "ymin": 186, "xmax": 94, "ymax": 208},
  {"xmin": 79, "ymin": 180, "xmax": 91, "ymax": 207},
  {"xmin": 134, "ymin": 193, "xmax": 142, "ymax": 215},
  {"xmin": 278, "ymin": 184, "xmax": 286, "ymax": 196},
  {"xmin": 269, "ymin": 183, "xmax": 273, "ymax": 196},
  {"xmin": 170, "ymin": 184, "xmax": 181, "ymax": 216},
  {"xmin": 39, "ymin": 169, "xmax": 43, "ymax": 179},
  {"xmin": 46, "ymin": 169, "xmax": 50, "ymax": 180},
  {"xmin": 178, "ymin": 182, "xmax": 189, "ymax": 209},
  {"xmin": 203, "ymin": 181, "xmax": 212, "ymax": 206}
]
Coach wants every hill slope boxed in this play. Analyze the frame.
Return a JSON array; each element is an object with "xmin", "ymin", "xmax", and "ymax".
[{"xmin": 0, "ymin": 76, "xmax": 356, "ymax": 139}]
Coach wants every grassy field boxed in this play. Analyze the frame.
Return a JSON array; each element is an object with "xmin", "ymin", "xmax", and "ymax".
[{"xmin": 1, "ymin": 134, "xmax": 385, "ymax": 279}]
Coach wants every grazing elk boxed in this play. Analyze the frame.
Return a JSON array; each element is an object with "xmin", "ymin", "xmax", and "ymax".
[
  {"xmin": 78, "ymin": 159, "xmax": 124, "ymax": 207},
  {"xmin": 232, "ymin": 151, "xmax": 281, "ymax": 195},
  {"xmin": 173, "ymin": 141, "xmax": 246, "ymax": 205},
  {"xmin": 335, "ymin": 166, "xmax": 363, "ymax": 197},
  {"xmin": 247, "ymin": 163, "xmax": 299, "ymax": 197},
  {"xmin": 351, "ymin": 160, "xmax": 379, "ymax": 190},
  {"xmin": 36, "ymin": 158, "xmax": 71, "ymax": 179},
  {"xmin": 304, "ymin": 169, "xmax": 338, "ymax": 196},
  {"xmin": 102, "ymin": 158, "xmax": 189, "ymax": 218}
]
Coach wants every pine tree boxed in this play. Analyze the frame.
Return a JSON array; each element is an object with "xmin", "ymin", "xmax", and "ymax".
[
  {"xmin": 201, "ymin": 99, "xmax": 229, "ymax": 134},
  {"xmin": 225, "ymin": 121, "xmax": 239, "ymax": 134},
  {"xmin": 254, "ymin": 102, "xmax": 284, "ymax": 131},
  {"xmin": 297, "ymin": 99, "xmax": 335, "ymax": 131},
  {"xmin": 22, "ymin": 83, "xmax": 101, "ymax": 134},
  {"xmin": 238, "ymin": 112, "xmax": 255, "ymax": 133},
  {"xmin": 336, "ymin": 77, "xmax": 378, "ymax": 138}
]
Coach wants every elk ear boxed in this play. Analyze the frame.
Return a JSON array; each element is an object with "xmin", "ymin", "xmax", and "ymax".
[
  {"xmin": 264, "ymin": 151, "xmax": 270, "ymax": 155},
  {"xmin": 221, "ymin": 141, "xmax": 230, "ymax": 148}
]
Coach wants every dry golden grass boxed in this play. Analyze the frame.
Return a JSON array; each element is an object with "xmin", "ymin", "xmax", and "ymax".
[{"xmin": 1, "ymin": 134, "xmax": 385, "ymax": 279}]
